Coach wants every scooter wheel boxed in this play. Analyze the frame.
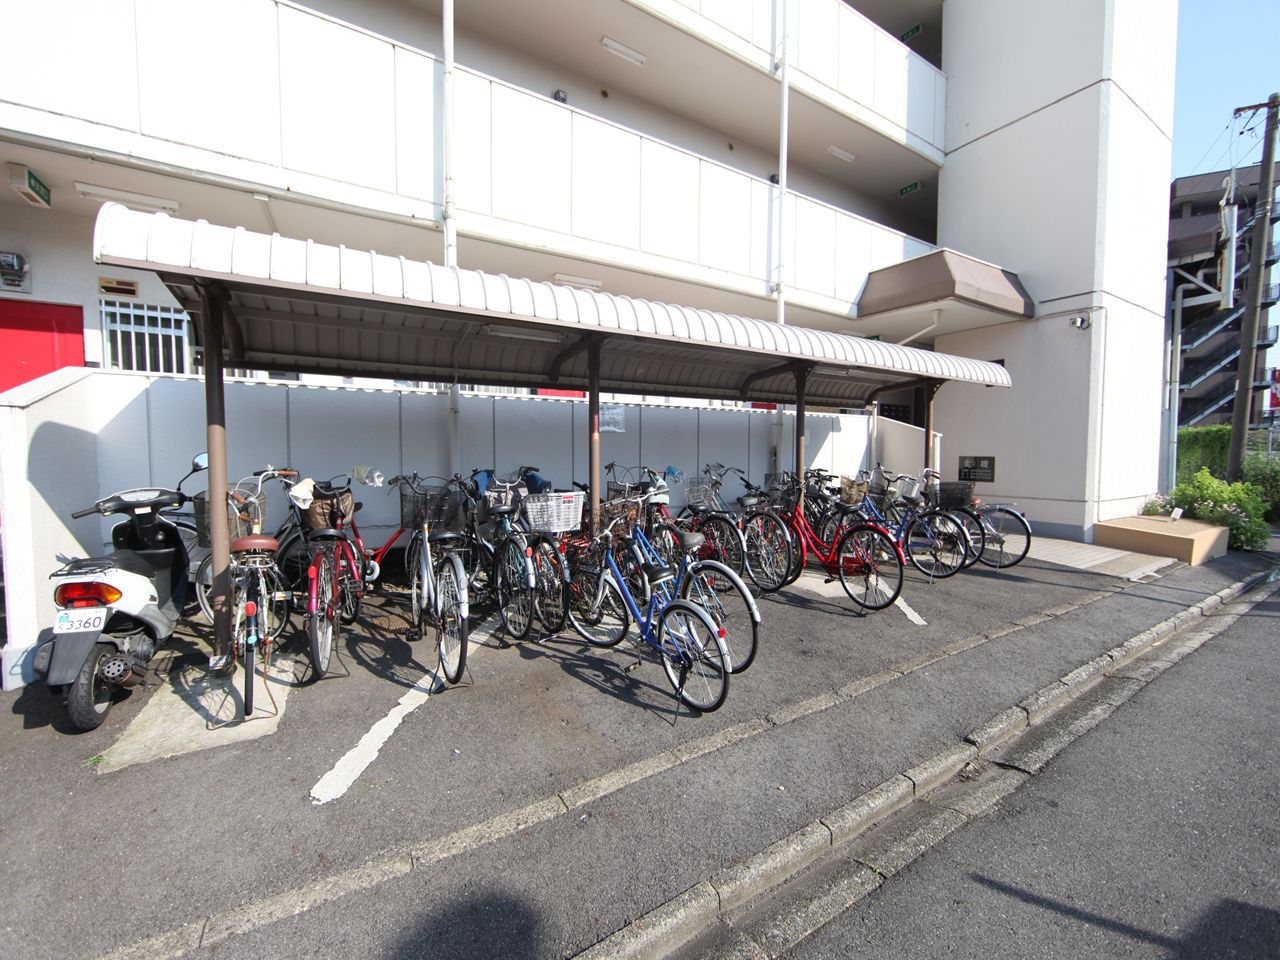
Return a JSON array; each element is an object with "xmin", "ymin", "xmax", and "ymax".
[{"xmin": 66, "ymin": 642, "xmax": 117, "ymax": 731}]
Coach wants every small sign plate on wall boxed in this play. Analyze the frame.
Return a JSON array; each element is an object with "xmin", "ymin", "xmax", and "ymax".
[
  {"xmin": 600, "ymin": 404, "xmax": 626, "ymax": 433},
  {"xmin": 958, "ymin": 456, "xmax": 995, "ymax": 482}
]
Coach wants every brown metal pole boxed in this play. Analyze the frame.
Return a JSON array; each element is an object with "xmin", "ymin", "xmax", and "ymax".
[
  {"xmin": 794, "ymin": 364, "xmax": 810, "ymax": 514},
  {"xmin": 588, "ymin": 336, "xmax": 602, "ymax": 533},
  {"xmin": 199, "ymin": 283, "xmax": 232, "ymax": 672},
  {"xmin": 1227, "ymin": 92, "xmax": 1279, "ymax": 480}
]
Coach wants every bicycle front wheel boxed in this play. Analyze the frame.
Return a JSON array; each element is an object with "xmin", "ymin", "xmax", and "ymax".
[
  {"xmin": 680, "ymin": 559, "xmax": 759, "ymax": 674},
  {"xmin": 495, "ymin": 537, "xmax": 533, "ymax": 641},
  {"xmin": 567, "ymin": 568, "xmax": 630, "ymax": 647},
  {"xmin": 950, "ymin": 507, "xmax": 986, "ymax": 569},
  {"xmin": 977, "ymin": 506, "xmax": 1032, "ymax": 568},
  {"xmin": 906, "ymin": 511, "xmax": 967, "ymax": 579},
  {"xmin": 836, "ymin": 525, "xmax": 904, "ymax": 611},
  {"xmin": 307, "ymin": 547, "xmax": 338, "ymax": 679},
  {"xmin": 698, "ymin": 513, "xmax": 745, "ymax": 575},
  {"xmin": 532, "ymin": 538, "xmax": 569, "ymax": 635},
  {"xmin": 435, "ymin": 558, "xmax": 468, "ymax": 684},
  {"xmin": 658, "ymin": 600, "xmax": 728, "ymax": 712},
  {"xmin": 741, "ymin": 511, "xmax": 792, "ymax": 593}
]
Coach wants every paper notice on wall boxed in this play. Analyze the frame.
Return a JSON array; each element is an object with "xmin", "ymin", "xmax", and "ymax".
[{"xmin": 600, "ymin": 404, "xmax": 626, "ymax": 432}]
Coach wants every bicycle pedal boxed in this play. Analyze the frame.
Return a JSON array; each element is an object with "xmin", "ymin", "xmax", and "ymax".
[
  {"xmin": 625, "ymin": 659, "xmax": 642, "ymax": 673},
  {"xmin": 405, "ymin": 628, "xmax": 422, "ymax": 642},
  {"xmin": 823, "ymin": 576, "xmax": 836, "ymax": 584},
  {"xmin": 208, "ymin": 654, "xmax": 231, "ymax": 671}
]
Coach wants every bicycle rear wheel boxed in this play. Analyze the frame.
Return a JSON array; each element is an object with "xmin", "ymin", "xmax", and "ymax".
[
  {"xmin": 495, "ymin": 536, "xmax": 533, "ymax": 641},
  {"xmin": 906, "ymin": 511, "xmax": 967, "ymax": 579},
  {"xmin": 679, "ymin": 559, "xmax": 759, "ymax": 674},
  {"xmin": 532, "ymin": 538, "xmax": 569, "ymax": 635},
  {"xmin": 307, "ymin": 546, "xmax": 338, "ymax": 679},
  {"xmin": 950, "ymin": 507, "xmax": 986, "ymax": 569},
  {"xmin": 435, "ymin": 559, "xmax": 468, "ymax": 684},
  {"xmin": 697, "ymin": 513, "xmax": 745, "ymax": 575},
  {"xmin": 658, "ymin": 600, "xmax": 729, "ymax": 712},
  {"xmin": 836, "ymin": 525, "xmax": 903, "ymax": 611},
  {"xmin": 976, "ymin": 506, "xmax": 1032, "ymax": 568},
  {"xmin": 567, "ymin": 568, "xmax": 630, "ymax": 647},
  {"xmin": 741, "ymin": 511, "xmax": 791, "ymax": 593}
]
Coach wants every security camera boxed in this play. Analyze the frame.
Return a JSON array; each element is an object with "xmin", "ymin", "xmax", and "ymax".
[{"xmin": 1068, "ymin": 314, "xmax": 1091, "ymax": 330}]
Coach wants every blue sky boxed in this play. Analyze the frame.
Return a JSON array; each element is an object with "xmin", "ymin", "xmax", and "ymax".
[{"xmin": 1172, "ymin": 0, "xmax": 1280, "ymax": 178}]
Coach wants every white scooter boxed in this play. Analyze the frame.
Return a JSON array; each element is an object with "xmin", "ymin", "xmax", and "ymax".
[{"xmin": 33, "ymin": 453, "xmax": 208, "ymax": 730}]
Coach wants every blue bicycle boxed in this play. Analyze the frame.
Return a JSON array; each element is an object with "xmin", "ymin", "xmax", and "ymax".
[{"xmin": 567, "ymin": 498, "xmax": 731, "ymax": 711}]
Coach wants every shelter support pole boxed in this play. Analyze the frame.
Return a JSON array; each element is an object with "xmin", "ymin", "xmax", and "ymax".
[
  {"xmin": 198, "ymin": 283, "xmax": 232, "ymax": 670},
  {"xmin": 923, "ymin": 380, "xmax": 941, "ymax": 472},
  {"xmin": 793, "ymin": 363, "xmax": 812, "ymax": 514},
  {"xmin": 588, "ymin": 336, "xmax": 602, "ymax": 533}
]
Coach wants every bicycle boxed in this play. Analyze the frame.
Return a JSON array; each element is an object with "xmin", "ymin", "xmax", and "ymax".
[
  {"xmin": 771, "ymin": 474, "xmax": 905, "ymax": 611},
  {"xmin": 567, "ymin": 495, "xmax": 731, "ymax": 711},
  {"xmin": 461, "ymin": 468, "xmax": 537, "ymax": 641},
  {"xmin": 521, "ymin": 488, "xmax": 585, "ymax": 637},
  {"xmin": 687, "ymin": 463, "xmax": 794, "ymax": 593},
  {"xmin": 404, "ymin": 476, "xmax": 471, "ymax": 684},
  {"xmin": 924, "ymin": 476, "xmax": 1032, "ymax": 569}
]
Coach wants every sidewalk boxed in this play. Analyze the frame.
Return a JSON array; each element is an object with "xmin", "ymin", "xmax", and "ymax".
[{"xmin": 0, "ymin": 546, "xmax": 1274, "ymax": 960}]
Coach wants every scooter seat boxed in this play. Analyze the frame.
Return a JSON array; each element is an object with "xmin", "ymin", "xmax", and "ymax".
[{"xmin": 232, "ymin": 534, "xmax": 278, "ymax": 554}]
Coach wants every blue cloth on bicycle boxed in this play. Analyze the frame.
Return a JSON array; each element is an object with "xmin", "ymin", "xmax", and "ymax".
[
  {"xmin": 475, "ymin": 469, "xmax": 494, "ymax": 495},
  {"xmin": 524, "ymin": 472, "xmax": 552, "ymax": 494}
]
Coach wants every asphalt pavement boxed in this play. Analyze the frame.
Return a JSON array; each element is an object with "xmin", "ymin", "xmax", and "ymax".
[{"xmin": 0, "ymin": 547, "xmax": 1274, "ymax": 960}]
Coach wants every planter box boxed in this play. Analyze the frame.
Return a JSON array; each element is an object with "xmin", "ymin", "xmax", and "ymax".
[{"xmin": 1092, "ymin": 516, "xmax": 1229, "ymax": 566}]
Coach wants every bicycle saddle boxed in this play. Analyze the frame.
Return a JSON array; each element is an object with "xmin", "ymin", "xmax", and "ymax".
[
  {"xmin": 737, "ymin": 495, "xmax": 760, "ymax": 508},
  {"xmin": 686, "ymin": 503, "xmax": 713, "ymax": 515},
  {"xmin": 641, "ymin": 562, "xmax": 674, "ymax": 586},
  {"xmin": 675, "ymin": 529, "xmax": 706, "ymax": 553},
  {"xmin": 231, "ymin": 534, "xmax": 278, "ymax": 554},
  {"xmin": 487, "ymin": 503, "xmax": 518, "ymax": 516}
]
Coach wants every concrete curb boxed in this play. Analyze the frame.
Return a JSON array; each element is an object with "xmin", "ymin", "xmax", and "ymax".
[{"xmin": 572, "ymin": 565, "xmax": 1275, "ymax": 960}]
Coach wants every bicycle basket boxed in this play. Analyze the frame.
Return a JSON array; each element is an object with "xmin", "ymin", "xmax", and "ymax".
[
  {"xmin": 303, "ymin": 487, "xmax": 354, "ymax": 530},
  {"xmin": 684, "ymin": 477, "xmax": 721, "ymax": 509},
  {"xmin": 599, "ymin": 496, "xmax": 639, "ymax": 532},
  {"xmin": 840, "ymin": 476, "xmax": 869, "ymax": 504},
  {"xmin": 193, "ymin": 488, "xmax": 267, "ymax": 548},
  {"xmin": 399, "ymin": 479, "xmax": 435, "ymax": 529},
  {"xmin": 423, "ymin": 485, "xmax": 469, "ymax": 535},
  {"xmin": 605, "ymin": 480, "xmax": 635, "ymax": 500},
  {"xmin": 897, "ymin": 475, "xmax": 923, "ymax": 504},
  {"xmin": 935, "ymin": 481, "xmax": 976, "ymax": 510},
  {"xmin": 524, "ymin": 491, "xmax": 586, "ymax": 533},
  {"xmin": 868, "ymin": 466, "xmax": 890, "ymax": 496},
  {"xmin": 479, "ymin": 482, "xmax": 525, "ymax": 524}
]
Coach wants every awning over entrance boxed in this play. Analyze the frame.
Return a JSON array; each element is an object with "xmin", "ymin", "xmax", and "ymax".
[
  {"xmin": 856, "ymin": 248, "xmax": 1035, "ymax": 338},
  {"xmin": 93, "ymin": 204, "xmax": 1011, "ymax": 405}
]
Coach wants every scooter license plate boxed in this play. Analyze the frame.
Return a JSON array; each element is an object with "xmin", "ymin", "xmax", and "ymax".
[{"xmin": 53, "ymin": 610, "xmax": 106, "ymax": 634}]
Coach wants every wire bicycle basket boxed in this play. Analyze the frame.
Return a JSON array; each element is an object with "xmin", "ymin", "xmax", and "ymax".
[
  {"xmin": 399, "ymin": 478, "xmax": 436, "ymax": 529},
  {"xmin": 684, "ymin": 477, "xmax": 724, "ymax": 510},
  {"xmin": 193, "ymin": 487, "xmax": 267, "ymax": 548},
  {"xmin": 423, "ymin": 485, "xmax": 470, "ymax": 536}
]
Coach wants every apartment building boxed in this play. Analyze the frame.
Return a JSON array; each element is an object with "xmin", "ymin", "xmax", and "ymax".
[
  {"xmin": 1166, "ymin": 162, "xmax": 1278, "ymax": 435},
  {"xmin": 0, "ymin": 0, "xmax": 1176, "ymax": 540}
]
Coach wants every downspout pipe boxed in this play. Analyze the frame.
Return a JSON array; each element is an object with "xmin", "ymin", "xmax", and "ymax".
[
  {"xmin": 441, "ymin": 0, "xmax": 458, "ymax": 269},
  {"xmin": 772, "ymin": 0, "xmax": 789, "ymax": 477}
]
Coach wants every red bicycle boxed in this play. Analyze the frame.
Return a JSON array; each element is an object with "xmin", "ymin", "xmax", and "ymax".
[{"xmin": 771, "ymin": 475, "xmax": 904, "ymax": 611}]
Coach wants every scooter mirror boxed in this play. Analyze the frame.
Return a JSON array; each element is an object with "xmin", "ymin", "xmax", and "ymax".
[{"xmin": 192, "ymin": 452, "xmax": 209, "ymax": 472}]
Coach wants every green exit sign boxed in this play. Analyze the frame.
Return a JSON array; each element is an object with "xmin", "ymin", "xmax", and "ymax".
[
  {"xmin": 900, "ymin": 23, "xmax": 922, "ymax": 43},
  {"xmin": 7, "ymin": 163, "xmax": 51, "ymax": 208},
  {"xmin": 898, "ymin": 181, "xmax": 921, "ymax": 199},
  {"xmin": 26, "ymin": 168, "xmax": 51, "ymax": 207}
]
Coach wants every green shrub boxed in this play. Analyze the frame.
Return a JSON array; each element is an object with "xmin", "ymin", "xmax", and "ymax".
[
  {"xmin": 1243, "ymin": 455, "xmax": 1280, "ymax": 523},
  {"xmin": 1168, "ymin": 467, "xmax": 1270, "ymax": 550},
  {"xmin": 1176, "ymin": 425, "xmax": 1231, "ymax": 484}
]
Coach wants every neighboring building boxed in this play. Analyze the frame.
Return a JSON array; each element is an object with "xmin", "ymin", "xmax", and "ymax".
[
  {"xmin": 1166, "ymin": 162, "xmax": 1279, "ymax": 435},
  {"xmin": 0, "ymin": 0, "xmax": 1177, "ymax": 541}
]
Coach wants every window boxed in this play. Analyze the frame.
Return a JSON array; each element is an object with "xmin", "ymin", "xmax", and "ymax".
[{"xmin": 100, "ymin": 300, "xmax": 191, "ymax": 374}]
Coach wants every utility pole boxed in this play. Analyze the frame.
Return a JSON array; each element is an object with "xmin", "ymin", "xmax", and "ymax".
[{"xmin": 1227, "ymin": 92, "xmax": 1279, "ymax": 481}]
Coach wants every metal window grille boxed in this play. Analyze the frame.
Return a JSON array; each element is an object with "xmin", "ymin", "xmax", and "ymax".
[{"xmin": 101, "ymin": 300, "xmax": 191, "ymax": 374}]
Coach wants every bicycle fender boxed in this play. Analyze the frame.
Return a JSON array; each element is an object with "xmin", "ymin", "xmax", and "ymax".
[
  {"xmin": 45, "ymin": 630, "xmax": 104, "ymax": 687},
  {"xmin": 446, "ymin": 552, "xmax": 470, "ymax": 621},
  {"xmin": 691, "ymin": 559, "xmax": 761, "ymax": 624},
  {"xmin": 523, "ymin": 552, "xmax": 536, "ymax": 589}
]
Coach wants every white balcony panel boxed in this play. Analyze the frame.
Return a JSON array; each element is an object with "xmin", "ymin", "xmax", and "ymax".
[
  {"xmin": 572, "ymin": 115, "xmax": 641, "ymax": 249},
  {"xmin": 136, "ymin": 0, "xmax": 281, "ymax": 166},
  {"xmin": 639, "ymin": 140, "xmax": 700, "ymax": 263},
  {"xmin": 0, "ymin": 0, "xmax": 139, "ymax": 132},
  {"xmin": 870, "ymin": 228, "xmax": 909, "ymax": 273},
  {"xmin": 934, "ymin": 70, "xmax": 948, "ymax": 152},
  {"xmin": 835, "ymin": 214, "xmax": 873, "ymax": 303},
  {"xmin": 873, "ymin": 25, "xmax": 909, "ymax": 135},
  {"xmin": 837, "ymin": 5, "xmax": 876, "ymax": 116},
  {"xmin": 279, "ymin": 6, "xmax": 396, "ymax": 192},
  {"xmin": 793, "ymin": 197, "xmax": 838, "ymax": 300},
  {"xmin": 453, "ymin": 70, "xmax": 493, "ymax": 216},
  {"xmin": 395, "ymin": 47, "xmax": 440, "ymax": 205},
  {"xmin": 796, "ymin": 0, "xmax": 840, "ymax": 91},
  {"xmin": 906, "ymin": 54, "xmax": 938, "ymax": 148},
  {"xmin": 491, "ymin": 85, "xmax": 571, "ymax": 233},
  {"xmin": 698, "ymin": 163, "xmax": 754, "ymax": 277},
  {"xmin": 695, "ymin": 0, "xmax": 753, "ymax": 44},
  {"xmin": 749, "ymin": 179, "xmax": 773, "ymax": 286}
]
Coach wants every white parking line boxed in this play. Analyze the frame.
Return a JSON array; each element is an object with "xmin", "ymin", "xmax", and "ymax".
[
  {"xmin": 894, "ymin": 596, "xmax": 928, "ymax": 626},
  {"xmin": 795, "ymin": 570, "xmax": 927, "ymax": 626}
]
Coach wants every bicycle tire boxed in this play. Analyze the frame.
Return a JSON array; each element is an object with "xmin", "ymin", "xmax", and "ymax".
[
  {"xmin": 696, "ymin": 513, "xmax": 745, "ymax": 575},
  {"xmin": 532, "ymin": 538, "xmax": 569, "ymax": 635},
  {"xmin": 680, "ymin": 559, "xmax": 759, "ymax": 674},
  {"xmin": 658, "ymin": 600, "xmax": 728, "ymax": 712},
  {"xmin": 195, "ymin": 554, "xmax": 215, "ymax": 625},
  {"xmin": 242, "ymin": 610, "xmax": 256, "ymax": 716},
  {"xmin": 307, "ymin": 546, "xmax": 338, "ymax": 679},
  {"xmin": 436, "ymin": 558, "xmax": 468, "ymax": 684},
  {"xmin": 950, "ymin": 507, "xmax": 986, "ymax": 569},
  {"xmin": 976, "ymin": 506, "xmax": 1032, "ymax": 569},
  {"xmin": 338, "ymin": 540, "xmax": 363, "ymax": 625},
  {"xmin": 567, "ymin": 569, "xmax": 630, "ymax": 647},
  {"xmin": 836, "ymin": 525, "xmax": 904, "ymax": 611},
  {"xmin": 407, "ymin": 532, "xmax": 425, "ymax": 631},
  {"xmin": 906, "ymin": 510, "xmax": 967, "ymax": 579},
  {"xmin": 741, "ymin": 511, "xmax": 792, "ymax": 593},
  {"xmin": 495, "ymin": 536, "xmax": 533, "ymax": 641}
]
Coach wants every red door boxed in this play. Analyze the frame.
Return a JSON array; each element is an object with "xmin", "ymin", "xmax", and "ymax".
[{"xmin": 0, "ymin": 299, "xmax": 84, "ymax": 393}]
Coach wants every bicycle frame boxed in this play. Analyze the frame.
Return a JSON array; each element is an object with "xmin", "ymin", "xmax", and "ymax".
[{"xmin": 783, "ymin": 501, "xmax": 900, "ymax": 573}]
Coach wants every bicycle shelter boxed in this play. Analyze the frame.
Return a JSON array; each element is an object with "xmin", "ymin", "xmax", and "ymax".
[{"xmin": 92, "ymin": 203, "xmax": 1014, "ymax": 662}]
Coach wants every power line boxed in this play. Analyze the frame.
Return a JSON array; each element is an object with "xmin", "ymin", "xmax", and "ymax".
[{"xmin": 1189, "ymin": 119, "xmax": 1233, "ymax": 175}]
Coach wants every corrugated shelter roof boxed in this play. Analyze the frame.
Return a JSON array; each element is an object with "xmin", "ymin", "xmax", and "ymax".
[{"xmin": 93, "ymin": 204, "xmax": 1011, "ymax": 404}]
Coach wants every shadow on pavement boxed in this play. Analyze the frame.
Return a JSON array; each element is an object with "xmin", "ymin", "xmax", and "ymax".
[{"xmin": 390, "ymin": 889, "xmax": 543, "ymax": 960}]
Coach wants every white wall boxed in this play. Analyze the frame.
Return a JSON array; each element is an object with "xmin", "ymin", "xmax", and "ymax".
[
  {"xmin": 1, "ymin": 369, "xmax": 918, "ymax": 688},
  {"xmin": 935, "ymin": 0, "xmax": 1175, "ymax": 540}
]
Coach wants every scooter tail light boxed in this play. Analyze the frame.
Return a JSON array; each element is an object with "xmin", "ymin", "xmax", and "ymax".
[{"xmin": 54, "ymin": 581, "xmax": 122, "ymax": 608}]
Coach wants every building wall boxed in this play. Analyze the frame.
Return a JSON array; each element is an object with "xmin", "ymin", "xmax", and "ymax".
[{"xmin": 935, "ymin": 0, "xmax": 1175, "ymax": 539}]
